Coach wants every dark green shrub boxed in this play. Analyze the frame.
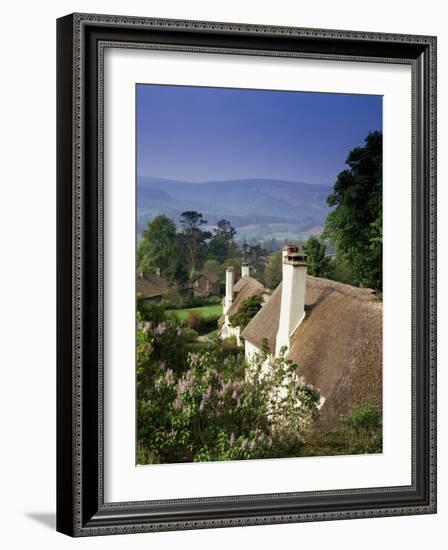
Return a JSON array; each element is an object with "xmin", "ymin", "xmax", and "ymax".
[
  {"xmin": 185, "ymin": 310, "xmax": 204, "ymax": 330},
  {"xmin": 229, "ymin": 294, "xmax": 263, "ymax": 330},
  {"xmin": 298, "ymin": 403, "xmax": 382, "ymax": 457},
  {"xmin": 184, "ymin": 312, "xmax": 221, "ymax": 335}
]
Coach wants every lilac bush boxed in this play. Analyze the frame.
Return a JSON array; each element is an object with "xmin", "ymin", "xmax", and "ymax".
[{"xmin": 137, "ymin": 321, "xmax": 320, "ymax": 464}]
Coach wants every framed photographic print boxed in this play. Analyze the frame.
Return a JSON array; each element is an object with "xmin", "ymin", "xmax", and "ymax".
[{"xmin": 56, "ymin": 13, "xmax": 437, "ymax": 536}]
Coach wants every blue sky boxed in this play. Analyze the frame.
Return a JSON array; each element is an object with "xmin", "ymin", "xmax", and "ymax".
[{"xmin": 136, "ymin": 84, "xmax": 382, "ymax": 186}]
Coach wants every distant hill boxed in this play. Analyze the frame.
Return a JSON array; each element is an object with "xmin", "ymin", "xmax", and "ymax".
[{"xmin": 137, "ymin": 176, "xmax": 332, "ymax": 242}]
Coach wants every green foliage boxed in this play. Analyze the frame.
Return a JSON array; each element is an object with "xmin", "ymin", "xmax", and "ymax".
[
  {"xmin": 229, "ymin": 294, "xmax": 263, "ymax": 330},
  {"xmin": 137, "ymin": 304, "xmax": 190, "ymax": 377},
  {"xmin": 181, "ymin": 327, "xmax": 200, "ymax": 343},
  {"xmin": 185, "ymin": 312, "xmax": 221, "ymax": 335},
  {"xmin": 202, "ymin": 259, "xmax": 221, "ymax": 275},
  {"xmin": 137, "ymin": 214, "xmax": 189, "ymax": 285},
  {"xmin": 138, "ymin": 212, "xmax": 242, "ymax": 286},
  {"xmin": 215, "ymin": 219, "xmax": 237, "ymax": 241},
  {"xmin": 165, "ymin": 305, "xmax": 221, "ymax": 335},
  {"xmin": 330, "ymin": 254, "xmax": 358, "ymax": 286},
  {"xmin": 207, "ymin": 234, "xmax": 230, "ymax": 263},
  {"xmin": 298, "ymin": 403, "xmax": 382, "ymax": 457},
  {"xmin": 185, "ymin": 310, "xmax": 204, "ymax": 331},
  {"xmin": 341, "ymin": 403, "xmax": 382, "ymax": 435},
  {"xmin": 137, "ymin": 215, "xmax": 177, "ymax": 277},
  {"xmin": 138, "ymin": 299, "xmax": 167, "ymax": 327},
  {"xmin": 179, "ymin": 211, "xmax": 212, "ymax": 276},
  {"xmin": 221, "ymin": 335, "xmax": 239, "ymax": 350},
  {"xmin": 247, "ymin": 244, "xmax": 269, "ymax": 277},
  {"xmin": 302, "ymin": 236, "xmax": 333, "ymax": 278},
  {"xmin": 207, "ymin": 219, "xmax": 237, "ymax": 263},
  {"xmin": 136, "ymin": 336, "xmax": 320, "ymax": 463},
  {"xmin": 263, "ymin": 251, "xmax": 283, "ymax": 290},
  {"xmin": 323, "ymin": 131, "xmax": 383, "ymax": 291}
]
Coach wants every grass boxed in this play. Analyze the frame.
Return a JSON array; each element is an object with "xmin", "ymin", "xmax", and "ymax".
[
  {"xmin": 167, "ymin": 304, "xmax": 223, "ymax": 321},
  {"xmin": 204, "ymin": 328, "xmax": 220, "ymax": 339}
]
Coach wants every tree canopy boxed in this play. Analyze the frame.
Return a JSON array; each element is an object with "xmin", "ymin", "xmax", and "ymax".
[
  {"xmin": 207, "ymin": 219, "xmax": 236, "ymax": 263},
  {"xmin": 323, "ymin": 131, "xmax": 382, "ymax": 291},
  {"xmin": 137, "ymin": 214, "xmax": 178, "ymax": 278},
  {"xmin": 302, "ymin": 236, "xmax": 332, "ymax": 278},
  {"xmin": 179, "ymin": 211, "xmax": 211, "ymax": 276},
  {"xmin": 263, "ymin": 251, "xmax": 283, "ymax": 290}
]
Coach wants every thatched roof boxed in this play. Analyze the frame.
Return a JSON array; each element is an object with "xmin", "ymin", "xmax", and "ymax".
[
  {"xmin": 242, "ymin": 276, "xmax": 382, "ymax": 430},
  {"xmin": 241, "ymin": 282, "xmax": 282, "ymax": 351},
  {"xmin": 227, "ymin": 277, "xmax": 270, "ymax": 319},
  {"xmin": 136, "ymin": 273, "xmax": 169, "ymax": 299},
  {"xmin": 219, "ymin": 277, "xmax": 270, "ymax": 327},
  {"xmin": 195, "ymin": 271, "xmax": 220, "ymax": 284}
]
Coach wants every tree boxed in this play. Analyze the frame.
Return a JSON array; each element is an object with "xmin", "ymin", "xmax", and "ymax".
[
  {"xmin": 203, "ymin": 259, "xmax": 221, "ymax": 275},
  {"xmin": 302, "ymin": 236, "xmax": 332, "ymax": 278},
  {"xmin": 207, "ymin": 219, "xmax": 236, "ymax": 263},
  {"xmin": 179, "ymin": 211, "xmax": 211, "ymax": 276},
  {"xmin": 229, "ymin": 294, "xmax": 263, "ymax": 330},
  {"xmin": 248, "ymin": 244, "xmax": 268, "ymax": 275},
  {"xmin": 215, "ymin": 219, "xmax": 236, "ymax": 241},
  {"xmin": 264, "ymin": 251, "xmax": 283, "ymax": 290},
  {"xmin": 323, "ymin": 131, "xmax": 382, "ymax": 291},
  {"xmin": 137, "ymin": 215, "xmax": 177, "ymax": 278},
  {"xmin": 179, "ymin": 210, "xmax": 207, "ymax": 232},
  {"xmin": 207, "ymin": 235, "xmax": 229, "ymax": 263}
]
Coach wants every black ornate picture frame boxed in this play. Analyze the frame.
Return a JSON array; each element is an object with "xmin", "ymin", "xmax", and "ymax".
[{"xmin": 57, "ymin": 13, "xmax": 437, "ymax": 537}]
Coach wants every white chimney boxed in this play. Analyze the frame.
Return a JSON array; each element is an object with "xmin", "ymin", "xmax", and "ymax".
[
  {"xmin": 224, "ymin": 266, "xmax": 234, "ymax": 314},
  {"xmin": 275, "ymin": 245, "xmax": 307, "ymax": 357},
  {"xmin": 241, "ymin": 262, "xmax": 250, "ymax": 278}
]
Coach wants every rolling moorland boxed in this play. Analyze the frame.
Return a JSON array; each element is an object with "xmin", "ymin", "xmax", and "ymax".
[{"xmin": 137, "ymin": 176, "xmax": 332, "ymax": 243}]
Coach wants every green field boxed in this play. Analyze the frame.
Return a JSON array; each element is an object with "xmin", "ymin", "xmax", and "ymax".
[{"xmin": 167, "ymin": 304, "xmax": 223, "ymax": 321}]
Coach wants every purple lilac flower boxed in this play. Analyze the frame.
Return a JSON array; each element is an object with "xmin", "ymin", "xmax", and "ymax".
[
  {"xmin": 154, "ymin": 322, "xmax": 166, "ymax": 335},
  {"xmin": 172, "ymin": 398, "xmax": 182, "ymax": 410},
  {"xmin": 138, "ymin": 321, "xmax": 151, "ymax": 332},
  {"xmin": 165, "ymin": 368, "xmax": 174, "ymax": 386},
  {"xmin": 177, "ymin": 373, "xmax": 193, "ymax": 396},
  {"xmin": 229, "ymin": 432, "xmax": 235, "ymax": 447},
  {"xmin": 199, "ymin": 385, "xmax": 212, "ymax": 412}
]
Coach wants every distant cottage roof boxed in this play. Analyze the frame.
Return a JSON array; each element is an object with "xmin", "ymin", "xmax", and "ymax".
[
  {"xmin": 136, "ymin": 273, "xmax": 169, "ymax": 299},
  {"xmin": 195, "ymin": 271, "xmax": 220, "ymax": 284},
  {"xmin": 242, "ymin": 276, "xmax": 382, "ymax": 430}
]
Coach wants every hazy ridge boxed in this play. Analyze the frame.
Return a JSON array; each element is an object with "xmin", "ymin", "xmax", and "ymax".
[{"xmin": 137, "ymin": 176, "xmax": 332, "ymax": 242}]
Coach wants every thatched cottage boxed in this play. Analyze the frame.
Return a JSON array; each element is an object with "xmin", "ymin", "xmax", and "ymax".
[
  {"xmin": 136, "ymin": 271, "xmax": 169, "ymax": 302},
  {"xmin": 220, "ymin": 263, "xmax": 271, "ymax": 345},
  {"xmin": 242, "ymin": 245, "xmax": 382, "ymax": 430}
]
